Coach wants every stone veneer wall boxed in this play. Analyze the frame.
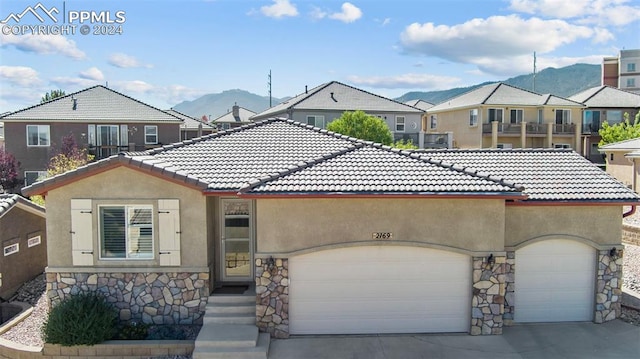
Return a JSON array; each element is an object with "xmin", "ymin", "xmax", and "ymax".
[
  {"xmin": 503, "ymin": 251, "xmax": 515, "ymax": 326},
  {"xmin": 255, "ymin": 258, "xmax": 289, "ymax": 338},
  {"xmin": 471, "ymin": 256, "xmax": 505, "ymax": 335},
  {"xmin": 622, "ymin": 224, "xmax": 640, "ymax": 246},
  {"xmin": 594, "ymin": 249, "xmax": 624, "ymax": 323},
  {"xmin": 46, "ymin": 272, "xmax": 209, "ymax": 325}
]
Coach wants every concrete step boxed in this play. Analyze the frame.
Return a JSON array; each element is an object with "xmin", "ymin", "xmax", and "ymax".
[
  {"xmin": 195, "ymin": 324, "xmax": 259, "ymax": 348},
  {"xmin": 204, "ymin": 313, "xmax": 256, "ymax": 325},
  {"xmin": 207, "ymin": 301, "xmax": 255, "ymax": 315},
  {"xmin": 192, "ymin": 332, "xmax": 270, "ymax": 359},
  {"xmin": 208, "ymin": 294, "xmax": 255, "ymax": 305}
]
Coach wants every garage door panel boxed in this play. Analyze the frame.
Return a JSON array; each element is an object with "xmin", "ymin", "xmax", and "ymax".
[
  {"xmin": 289, "ymin": 246, "xmax": 471, "ymax": 335},
  {"xmin": 515, "ymin": 239, "xmax": 595, "ymax": 323}
]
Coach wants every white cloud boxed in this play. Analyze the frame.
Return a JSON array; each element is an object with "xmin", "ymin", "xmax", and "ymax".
[
  {"xmin": 509, "ymin": 0, "xmax": 640, "ymax": 26},
  {"xmin": 347, "ymin": 73, "xmax": 461, "ymax": 90},
  {"xmin": 382, "ymin": 18, "xmax": 391, "ymax": 26},
  {"xmin": 310, "ymin": 6, "xmax": 327, "ymax": 20},
  {"xmin": 108, "ymin": 53, "xmax": 153, "ymax": 69},
  {"xmin": 50, "ymin": 76, "xmax": 99, "ymax": 88},
  {"xmin": 260, "ymin": 0, "xmax": 298, "ymax": 19},
  {"xmin": 0, "ymin": 66, "xmax": 41, "ymax": 87},
  {"xmin": 109, "ymin": 81, "xmax": 205, "ymax": 107},
  {"xmin": 329, "ymin": 2, "xmax": 362, "ymax": 23},
  {"xmin": 116, "ymin": 80, "xmax": 155, "ymax": 93},
  {"xmin": 79, "ymin": 67, "xmax": 104, "ymax": 81},
  {"xmin": 0, "ymin": 34, "xmax": 85, "ymax": 59}
]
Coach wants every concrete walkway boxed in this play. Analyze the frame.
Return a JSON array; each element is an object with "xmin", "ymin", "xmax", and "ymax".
[{"xmin": 268, "ymin": 320, "xmax": 640, "ymax": 359}]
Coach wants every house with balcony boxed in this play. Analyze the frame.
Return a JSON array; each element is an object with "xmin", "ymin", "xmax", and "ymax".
[
  {"xmin": 0, "ymin": 85, "xmax": 183, "ymax": 188},
  {"xmin": 568, "ymin": 85, "xmax": 640, "ymax": 165},
  {"xmin": 601, "ymin": 49, "xmax": 640, "ymax": 94},
  {"xmin": 425, "ymin": 83, "xmax": 584, "ymax": 150},
  {"xmin": 165, "ymin": 109, "xmax": 216, "ymax": 140},
  {"xmin": 251, "ymin": 81, "xmax": 428, "ymax": 147}
]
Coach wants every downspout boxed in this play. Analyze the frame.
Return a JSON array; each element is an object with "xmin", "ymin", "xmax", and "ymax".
[{"xmin": 624, "ymin": 206, "xmax": 636, "ymax": 218}]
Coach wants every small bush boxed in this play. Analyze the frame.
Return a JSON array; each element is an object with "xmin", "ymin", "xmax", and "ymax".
[
  {"xmin": 116, "ymin": 321, "xmax": 149, "ymax": 340},
  {"xmin": 147, "ymin": 325, "xmax": 188, "ymax": 340},
  {"xmin": 42, "ymin": 292, "xmax": 118, "ymax": 346}
]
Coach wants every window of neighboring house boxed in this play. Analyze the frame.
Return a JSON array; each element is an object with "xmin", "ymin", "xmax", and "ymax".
[
  {"xmin": 27, "ymin": 235, "xmax": 41, "ymax": 247},
  {"xmin": 554, "ymin": 143, "xmax": 572, "ymax": 149},
  {"xmin": 628, "ymin": 63, "xmax": 636, "ymax": 72},
  {"xmin": 220, "ymin": 123, "xmax": 230, "ymax": 130},
  {"xmin": 307, "ymin": 115, "xmax": 325, "ymax": 128},
  {"xmin": 590, "ymin": 143, "xmax": 601, "ymax": 156},
  {"xmin": 627, "ymin": 78, "xmax": 636, "ymax": 88},
  {"xmin": 0, "ymin": 122, "xmax": 4, "ymax": 140},
  {"xmin": 605, "ymin": 110, "xmax": 622, "ymax": 125},
  {"xmin": 3, "ymin": 242, "xmax": 18, "ymax": 256},
  {"xmin": 24, "ymin": 170, "xmax": 47, "ymax": 187},
  {"xmin": 497, "ymin": 143, "xmax": 513, "ymax": 149},
  {"xmin": 430, "ymin": 115, "xmax": 437, "ymax": 129},
  {"xmin": 488, "ymin": 108, "xmax": 503, "ymax": 122},
  {"xmin": 469, "ymin": 109, "xmax": 478, "ymax": 126},
  {"xmin": 555, "ymin": 109, "xmax": 571, "ymax": 124},
  {"xmin": 395, "ymin": 116, "xmax": 405, "ymax": 132},
  {"xmin": 610, "ymin": 153, "xmax": 614, "ymax": 161},
  {"xmin": 26, "ymin": 125, "xmax": 50, "ymax": 146},
  {"xmin": 99, "ymin": 205, "xmax": 153, "ymax": 260},
  {"xmin": 537, "ymin": 109, "xmax": 544, "ymax": 124},
  {"xmin": 509, "ymin": 109, "xmax": 524, "ymax": 124},
  {"xmin": 583, "ymin": 110, "xmax": 601, "ymax": 132},
  {"xmin": 144, "ymin": 126, "xmax": 158, "ymax": 144}
]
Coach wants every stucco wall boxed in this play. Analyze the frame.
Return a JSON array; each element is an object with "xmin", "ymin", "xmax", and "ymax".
[
  {"xmin": 504, "ymin": 205, "xmax": 622, "ymax": 248},
  {"xmin": 43, "ymin": 165, "xmax": 207, "ymax": 270},
  {"xmin": 428, "ymin": 108, "xmax": 483, "ymax": 148},
  {"xmin": 605, "ymin": 150, "xmax": 634, "ymax": 189},
  {"xmin": 255, "ymin": 198, "xmax": 505, "ymax": 255}
]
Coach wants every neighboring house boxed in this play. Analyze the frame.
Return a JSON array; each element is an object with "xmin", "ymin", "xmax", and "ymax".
[
  {"xmin": 426, "ymin": 83, "xmax": 584, "ymax": 150},
  {"xmin": 404, "ymin": 99, "xmax": 434, "ymax": 111},
  {"xmin": 251, "ymin": 81, "xmax": 426, "ymax": 147},
  {"xmin": 0, "ymin": 85, "xmax": 183, "ymax": 187},
  {"xmin": 600, "ymin": 137, "xmax": 640, "ymax": 191},
  {"xmin": 568, "ymin": 85, "xmax": 640, "ymax": 165},
  {"xmin": 0, "ymin": 121, "xmax": 4, "ymax": 149},
  {"xmin": 23, "ymin": 118, "xmax": 636, "ymax": 341},
  {"xmin": 165, "ymin": 109, "xmax": 216, "ymax": 140},
  {"xmin": 212, "ymin": 104, "xmax": 256, "ymax": 130},
  {"xmin": 0, "ymin": 194, "xmax": 46, "ymax": 299},
  {"xmin": 602, "ymin": 49, "xmax": 640, "ymax": 94}
]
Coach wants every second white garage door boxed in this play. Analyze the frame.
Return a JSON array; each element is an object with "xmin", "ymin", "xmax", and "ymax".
[
  {"xmin": 289, "ymin": 246, "xmax": 471, "ymax": 335},
  {"xmin": 515, "ymin": 239, "xmax": 596, "ymax": 322}
]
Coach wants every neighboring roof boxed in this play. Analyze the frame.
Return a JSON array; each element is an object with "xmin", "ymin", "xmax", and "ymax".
[
  {"xmin": 568, "ymin": 85, "xmax": 640, "ymax": 108},
  {"xmin": 165, "ymin": 109, "xmax": 215, "ymax": 130},
  {"xmin": 421, "ymin": 149, "xmax": 637, "ymax": 201},
  {"xmin": 600, "ymin": 137, "xmax": 640, "ymax": 151},
  {"xmin": 404, "ymin": 99, "xmax": 434, "ymax": 111},
  {"xmin": 0, "ymin": 86, "xmax": 183, "ymax": 123},
  {"xmin": 0, "ymin": 194, "xmax": 45, "ymax": 219},
  {"xmin": 428, "ymin": 83, "xmax": 583, "ymax": 112},
  {"xmin": 252, "ymin": 81, "xmax": 424, "ymax": 119},
  {"xmin": 22, "ymin": 119, "xmax": 638, "ymax": 203},
  {"xmin": 213, "ymin": 106, "xmax": 256, "ymax": 124}
]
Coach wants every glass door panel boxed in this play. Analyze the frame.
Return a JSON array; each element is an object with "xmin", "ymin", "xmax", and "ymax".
[{"xmin": 221, "ymin": 200, "xmax": 252, "ymax": 281}]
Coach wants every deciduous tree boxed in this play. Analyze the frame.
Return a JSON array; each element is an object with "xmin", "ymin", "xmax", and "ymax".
[
  {"xmin": 599, "ymin": 112, "xmax": 640, "ymax": 146},
  {"xmin": 0, "ymin": 149, "xmax": 20, "ymax": 193},
  {"xmin": 41, "ymin": 89, "xmax": 66, "ymax": 103},
  {"xmin": 327, "ymin": 110, "xmax": 394, "ymax": 145}
]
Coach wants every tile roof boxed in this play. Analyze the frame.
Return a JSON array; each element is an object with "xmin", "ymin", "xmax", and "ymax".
[
  {"xmin": 428, "ymin": 83, "xmax": 583, "ymax": 112},
  {"xmin": 0, "ymin": 86, "xmax": 182, "ymax": 123},
  {"xmin": 568, "ymin": 86, "xmax": 640, "ymax": 108},
  {"xmin": 404, "ymin": 99, "xmax": 434, "ymax": 111},
  {"xmin": 0, "ymin": 194, "xmax": 45, "ymax": 218},
  {"xmin": 420, "ymin": 149, "xmax": 638, "ymax": 201},
  {"xmin": 600, "ymin": 137, "xmax": 640, "ymax": 151},
  {"xmin": 166, "ymin": 109, "xmax": 215, "ymax": 130},
  {"xmin": 213, "ymin": 106, "xmax": 256, "ymax": 124},
  {"xmin": 252, "ymin": 81, "xmax": 423, "ymax": 119}
]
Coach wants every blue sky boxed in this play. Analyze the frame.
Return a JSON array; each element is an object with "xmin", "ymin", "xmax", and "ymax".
[{"xmin": 1, "ymin": 0, "xmax": 639, "ymax": 112}]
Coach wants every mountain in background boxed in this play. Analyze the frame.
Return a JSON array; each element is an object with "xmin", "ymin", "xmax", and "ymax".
[
  {"xmin": 396, "ymin": 63, "xmax": 600, "ymax": 104},
  {"xmin": 174, "ymin": 64, "xmax": 601, "ymax": 118},
  {"xmin": 172, "ymin": 89, "xmax": 286, "ymax": 120}
]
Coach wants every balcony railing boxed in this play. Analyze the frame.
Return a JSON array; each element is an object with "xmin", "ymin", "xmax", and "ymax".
[
  {"xmin": 423, "ymin": 133, "xmax": 451, "ymax": 149},
  {"xmin": 554, "ymin": 123, "xmax": 575, "ymax": 134},
  {"xmin": 482, "ymin": 122, "xmax": 576, "ymax": 135},
  {"xmin": 525, "ymin": 123, "xmax": 547, "ymax": 134},
  {"xmin": 88, "ymin": 144, "xmax": 150, "ymax": 160},
  {"xmin": 482, "ymin": 122, "xmax": 521, "ymax": 134}
]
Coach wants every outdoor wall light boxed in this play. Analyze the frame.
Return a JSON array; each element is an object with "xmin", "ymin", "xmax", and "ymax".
[
  {"xmin": 610, "ymin": 247, "xmax": 618, "ymax": 258},
  {"xmin": 486, "ymin": 253, "xmax": 495, "ymax": 265},
  {"xmin": 266, "ymin": 256, "xmax": 275, "ymax": 270}
]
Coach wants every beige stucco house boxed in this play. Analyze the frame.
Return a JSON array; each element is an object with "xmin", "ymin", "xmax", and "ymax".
[
  {"xmin": 23, "ymin": 119, "xmax": 637, "ymax": 346},
  {"xmin": 600, "ymin": 137, "xmax": 640, "ymax": 191},
  {"xmin": 426, "ymin": 83, "xmax": 584, "ymax": 151}
]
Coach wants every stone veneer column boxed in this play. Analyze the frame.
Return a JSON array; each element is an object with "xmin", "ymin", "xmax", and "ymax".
[
  {"xmin": 503, "ymin": 251, "xmax": 515, "ymax": 326},
  {"xmin": 46, "ymin": 272, "xmax": 209, "ymax": 325},
  {"xmin": 471, "ymin": 255, "xmax": 505, "ymax": 335},
  {"xmin": 255, "ymin": 258, "xmax": 289, "ymax": 338},
  {"xmin": 594, "ymin": 249, "xmax": 623, "ymax": 323}
]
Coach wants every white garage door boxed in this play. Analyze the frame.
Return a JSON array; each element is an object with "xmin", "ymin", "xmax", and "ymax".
[
  {"xmin": 515, "ymin": 239, "xmax": 595, "ymax": 322},
  {"xmin": 289, "ymin": 246, "xmax": 471, "ymax": 335}
]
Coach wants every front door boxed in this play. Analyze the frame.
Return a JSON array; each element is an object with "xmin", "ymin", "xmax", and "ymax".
[{"xmin": 220, "ymin": 199, "xmax": 253, "ymax": 282}]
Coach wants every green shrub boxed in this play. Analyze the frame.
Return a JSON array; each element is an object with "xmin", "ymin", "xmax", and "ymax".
[
  {"xmin": 116, "ymin": 321, "xmax": 149, "ymax": 340},
  {"xmin": 42, "ymin": 292, "xmax": 118, "ymax": 346}
]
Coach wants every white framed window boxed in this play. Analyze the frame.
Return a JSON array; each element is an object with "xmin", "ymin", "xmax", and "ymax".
[
  {"xmin": 488, "ymin": 108, "xmax": 503, "ymax": 123},
  {"xmin": 24, "ymin": 170, "xmax": 47, "ymax": 186},
  {"xmin": 26, "ymin": 125, "xmax": 50, "ymax": 146},
  {"xmin": 469, "ymin": 109, "xmax": 478, "ymax": 126},
  {"xmin": 509, "ymin": 109, "xmax": 524, "ymax": 124},
  {"xmin": 27, "ymin": 235, "xmax": 41, "ymax": 247},
  {"xmin": 99, "ymin": 205, "xmax": 154, "ymax": 260},
  {"xmin": 144, "ymin": 125, "xmax": 158, "ymax": 144},
  {"xmin": 0, "ymin": 122, "xmax": 4, "ymax": 140},
  {"xmin": 555, "ymin": 109, "xmax": 571, "ymax": 124},
  {"xmin": 627, "ymin": 78, "xmax": 636, "ymax": 88},
  {"xmin": 628, "ymin": 63, "xmax": 636, "ymax": 72},
  {"xmin": 430, "ymin": 115, "xmax": 437, "ymax": 129},
  {"xmin": 395, "ymin": 116, "xmax": 405, "ymax": 132},
  {"xmin": 537, "ymin": 109, "xmax": 544, "ymax": 124},
  {"xmin": 497, "ymin": 143, "xmax": 513, "ymax": 149},
  {"xmin": 307, "ymin": 115, "xmax": 325, "ymax": 128},
  {"xmin": 3, "ymin": 243, "xmax": 18, "ymax": 256},
  {"xmin": 554, "ymin": 143, "xmax": 572, "ymax": 149}
]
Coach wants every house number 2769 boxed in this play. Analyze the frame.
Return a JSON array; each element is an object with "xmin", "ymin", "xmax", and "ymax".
[{"xmin": 372, "ymin": 232, "xmax": 393, "ymax": 239}]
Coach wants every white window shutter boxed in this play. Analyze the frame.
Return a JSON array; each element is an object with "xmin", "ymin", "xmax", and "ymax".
[
  {"xmin": 158, "ymin": 199, "xmax": 181, "ymax": 266},
  {"xmin": 70, "ymin": 199, "xmax": 94, "ymax": 265}
]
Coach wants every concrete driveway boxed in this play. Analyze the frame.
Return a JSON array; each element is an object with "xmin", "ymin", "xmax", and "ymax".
[{"xmin": 268, "ymin": 320, "xmax": 640, "ymax": 358}]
